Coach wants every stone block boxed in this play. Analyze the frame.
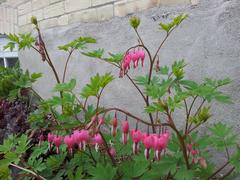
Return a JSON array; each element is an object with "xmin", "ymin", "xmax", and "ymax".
[
  {"xmin": 114, "ymin": 1, "xmax": 136, "ymax": 17},
  {"xmin": 50, "ymin": 0, "xmax": 62, "ymax": 4},
  {"xmin": 160, "ymin": 0, "xmax": 190, "ymax": 5},
  {"xmin": 18, "ymin": 24, "xmax": 33, "ymax": 33},
  {"xmin": 191, "ymin": 0, "xmax": 199, "ymax": 5},
  {"xmin": 18, "ymin": 14, "xmax": 27, "ymax": 26},
  {"xmin": 39, "ymin": 17, "xmax": 58, "ymax": 29},
  {"xmin": 68, "ymin": 8, "xmax": 98, "ymax": 23},
  {"xmin": 97, "ymin": 4, "xmax": 113, "ymax": 21},
  {"xmin": 3, "ymin": 0, "xmax": 28, "ymax": 8},
  {"xmin": 32, "ymin": 0, "xmax": 50, "ymax": 11},
  {"xmin": 114, "ymin": 0, "xmax": 160, "ymax": 17},
  {"xmin": 65, "ymin": 0, "xmax": 91, "ymax": 13},
  {"xmin": 92, "ymin": 0, "xmax": 113, "ymax": 6},
  {"xmin": 18, "ymin": 1, "xmax": 32, "ymax": 15},
  {"xmin": 44, "ymin": 1, "xmax": 64, "ymax": 18}
]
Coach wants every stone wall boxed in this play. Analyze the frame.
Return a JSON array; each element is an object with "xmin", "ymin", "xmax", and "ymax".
[
  {"xmin": 0, "ymin": 5, "xmax": 17, "ymax": 33},
  {"xmin": 0, "ymin": 0, "xmax": 192, "ymax": 34}
]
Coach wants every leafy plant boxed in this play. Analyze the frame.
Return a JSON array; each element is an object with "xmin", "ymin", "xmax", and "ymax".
[{"xmin": 0, "ymin": 14, "xmax": 239, "ymax": 180}]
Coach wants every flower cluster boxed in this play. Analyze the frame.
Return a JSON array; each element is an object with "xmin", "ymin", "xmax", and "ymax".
[
  {"xmin": 119, "ymin": 49, "xmax": 145, "ymax": 77},
  {"xmin": 47, "ymin": 130, "xmax": 103, "ymax": 156},
  {"xmin": 46, "ymin": 112, "xmax": 170, "ymax": 161},
  {"xmin": 131, "ymin": 129, "xmax": 170, "ymax": 160},
  {"xmin": 187, "ymin": 144, "xmax": 207, "ymax": 168}
]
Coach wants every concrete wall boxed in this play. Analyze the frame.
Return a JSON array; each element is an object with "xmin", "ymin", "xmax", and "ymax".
[
  {"xmin": 0, "ymin": 0, "xmax": 192, "ymax": 33},
  {"xmin": 19, "ymin": 0, "xmax": 240, "ymax": 131}
]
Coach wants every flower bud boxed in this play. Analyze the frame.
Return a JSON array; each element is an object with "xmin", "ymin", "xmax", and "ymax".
[
  {"xmin": 31, "ymin": 16, "xmax": 38, "ymax": 26},
  {"xmin": 199, "ymin": 157, "xmax": 207, "ymax": 169},
  {"xmin": 130, "ymin": 16, "xmax": 140, "ymax": 29}
]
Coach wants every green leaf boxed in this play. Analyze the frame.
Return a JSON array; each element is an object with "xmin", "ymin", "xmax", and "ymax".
[
  {"xmin": 134, "ymin": 75, "xmax": 148, "ymax": 86},
  {"xmin": 31, "ymin": 73, "xmax": 42, "ymax": 81},
  {"xmin": 179, "ymin": 80, "xmax": 198, "ymax": 90},
  {"xmin": 159, "ymin": 22, "xmax": 173, "ymax": 33},
  {"xmin": 209, "ymin": 123, "xmax": 231, "ymax": 137},
  {"xmin": 118, "ymin": 159, "xmax": 149, "ymax": 179},
  {"xmin": 29, "ymin": 141, "xmax": 48, "ymax": 163},
  {"xmin": 3, "ymin": 42, "xmax": 15, "ymax": 51},
  {"xmin": 0, "ymin": 135, "xmax": 16, "ymax": 154},
  {"xmin": 5, "ymin": 33, "xmax": 36, "ymax": 51},
  {"xmin": 208, "ymin": 123, "xmax": 238, "ymax": 150},
  {"xmin": 15, "ymin": 134, "xmax": 30, "ymax": 154},
  {"xmin": 89, "ymin": 163, "xmax": 116, "ymax": 180},
  {"xmin": 159, "ymin": 14, "xmax": 187, "ymax": 33},
  {"xmin": 105, "ymin": 52, "xmax": 123, "ymax": 63},
  {"xmin": 155, "ymin": 156, "xmax": 178, "ymax": 175},
  {"xmin": 4, "ymin": 152, "xmax": 18, "ymax": 163},
  {"xmin": 230, "ymin": 147, "xmax": 240, "ymax": 173},
  {"xmin": 82, "ymin": 48, "xmax": 104, "ymax": 58},
  {"xmin": 80, "ymin": 73, "xmax": 114, "ymax": 98},
  {"xmin": 159, "ymin": 66, "xmax": 169, "ymax": 75},
  {"xmin": 75, "ymin": 166, "xmax": 83, "ymax": 179},
  {"xmin": 0, "ymin": 163, "xmax": 11, "ymax": 180},
  {"xmin": 54, "ymin": 79, "xmax": 76, "ymax": 92},
  {"xmin": 204, "ymin": 78, "xmax": 232, "ymax": 88},
  {"xmin": 145, "ymin": 79, "xmax": 172, "ymax": 99},
  {"xmin": 145, "ymin": 102, "xmax": 165, "ymax": 113},
  {"xmin": 174, "ymin": 165, "xmax": 194, "ymax": 180},
  {"xmin": 28, "ymin": 158, "xmax": 46, "ymax": 173},
  {"xmin": 46, "ymin": 153, "xmax": 66, "ymax": 171},
  {"xmin": 58, "ymin": 36, "xmax": 96, "ymax": 51}
]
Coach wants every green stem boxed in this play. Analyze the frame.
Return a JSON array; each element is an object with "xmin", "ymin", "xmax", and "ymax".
[
  {"xmin": 207, "ymin": 161, "xmax": 230, "ymax": 179},
  {"xmin": 10, "ymin": 163, "xmax": 46, "ymax": 180},
  {"xmin": 62, "ymin": 49, "xmax": 74, "ymax": 83}
]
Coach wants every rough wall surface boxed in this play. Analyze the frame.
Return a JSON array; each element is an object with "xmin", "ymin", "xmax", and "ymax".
[
  {"xmin": 0, "ymin": 0, "xmax": 191, "ymax": 33},
  {"xmin": 19, "ymin": 0, "xmax": 239, "ymax": 132}
]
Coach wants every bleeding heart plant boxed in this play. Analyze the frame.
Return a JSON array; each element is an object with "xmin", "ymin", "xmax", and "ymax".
[{"xmin": 1, "ymin": 14, "xmax": 239, "ymax": 180}]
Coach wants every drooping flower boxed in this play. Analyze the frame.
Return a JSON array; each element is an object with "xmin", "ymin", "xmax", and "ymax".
[
  {"xmin": 80, "ymin": 130, "xmax": 90, "ymax": 150},
  {"xmin": 154, "ymin": 136, "xmax": 165, "ymax": 161},
  {"xmin": 109, "ymin": 147, "xmax": 116, "ymax": 157},
  {"xmin": 122, "ymin": 117, "xmax": 129, "ymax": 145},
  {"xmin": 73, "ymin": 130, "xmax": 81, "ymax": 150},
  {"xmin": 191, "ymin": 149, "xmax": 199, "ymax": 164},
  {"xmin": 111, "ymin": 112, "xmax": 118, "ymax": 137},
  {"xmin": 142, "ymin": 134, "xmax": 155, "ymax": 160},
  {"xmin": 53, "ymin": 136, "xmax": 62, "ymax": 154},
  {"xmin": 73, "ymin": 130, "xmax": 90, "ymax": 151},
  {"xmin": 64, "ymin": 135, "xmax": 75, "ymax": 155},
  {"xmin": 48, "ymin": 133, "xmax": 55, "ymax": 150},
  {"xmin": 153, "ymin": 132, "xmax": 170, "ymax": 161},
  {"xmin": 161, "ymin": 132, "xmax": 170, "ymax": 149},
  {"xmin": 187, "ymin": 144, "xmax": 193, "ymax": 152},
  {"xmin": 138, "ymin": 49, "xmax": 145, "ymax": 67},
  {"xmin": 93, "ymin": 133, "xmax": 103, "ymax": 152},
  {"xmin": 132, "ymin": 51, "xmax": 140, "ymax": 68},
  {"xmin": 130, "ymin": 129, "xmax": 142, "ymax": 154},
  {"xmin": 191, "ymin": 149, "xmax": 199, "ymax": 156},
  {"xmin": 119, "ymin": 48, "xmax": 145, "ymax": 77}
]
